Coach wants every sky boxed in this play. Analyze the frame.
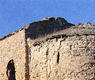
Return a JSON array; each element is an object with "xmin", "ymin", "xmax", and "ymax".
[{"xmin": 0, "ymin": 0, "xmax": 95, "ymax": 38}]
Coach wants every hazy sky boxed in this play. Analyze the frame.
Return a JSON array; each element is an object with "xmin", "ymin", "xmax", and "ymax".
[{"xmin": 0, "ymin": 0, "xmax": 95, "ymax": 38}]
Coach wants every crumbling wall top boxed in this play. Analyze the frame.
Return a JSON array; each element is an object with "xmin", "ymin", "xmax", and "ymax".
[{"xmin": 1, "ymin": 17, "xmax": 95, "ymax": 41}]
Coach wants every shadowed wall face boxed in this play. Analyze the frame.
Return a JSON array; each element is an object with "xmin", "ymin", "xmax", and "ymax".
[{"xmin": 25, "ymin": 17, "xmax": 74, "ymax": 39}]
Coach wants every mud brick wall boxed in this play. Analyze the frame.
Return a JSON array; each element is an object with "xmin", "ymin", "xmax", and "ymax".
[
  {"xmin": 27, "ymin": 35, "xmax": 95, "ymax": 80},
  {"xmin": 0, "ymin": 30, "xmax": 26, "ymax": 80},
  {"xmin": 0, "ymin": 17, "xmax": 95, "ymax": 80}
]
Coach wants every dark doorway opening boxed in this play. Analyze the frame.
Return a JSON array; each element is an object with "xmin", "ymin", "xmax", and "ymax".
[{"xmin": 6, "ymin": 59, "xmax": 16, "ymax": 80}]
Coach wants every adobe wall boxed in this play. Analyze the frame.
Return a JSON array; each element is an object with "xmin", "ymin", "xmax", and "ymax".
[
  {"xmin": 0, "ymin": 30, "xmax": 26, "ymax": 80},
  {"xmin": 27, "ymin": 34, "xmax": 95, "ymax": 80}
]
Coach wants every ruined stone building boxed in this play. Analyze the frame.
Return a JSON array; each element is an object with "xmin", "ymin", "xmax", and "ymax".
[{"xmin": 0, "ymin": 17, "xmax": 95, "ymax": 80}]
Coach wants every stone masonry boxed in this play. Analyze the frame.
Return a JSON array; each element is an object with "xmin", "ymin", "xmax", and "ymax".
[{"xmin": 0, "ymin": 17, "xmax": 95, "ymax": 80}]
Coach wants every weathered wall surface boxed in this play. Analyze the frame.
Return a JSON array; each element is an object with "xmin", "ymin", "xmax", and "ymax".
[
  {"xmin": 27, "ymin": 35, "xmax": 95, "ymax": 80},
  {"xmin": 0, "ymin": 17, "xmax": 95, "ymax": 80},
  {"xmin": 0, "ymin": 30, "xmax": 26, "ymax": 80}
]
